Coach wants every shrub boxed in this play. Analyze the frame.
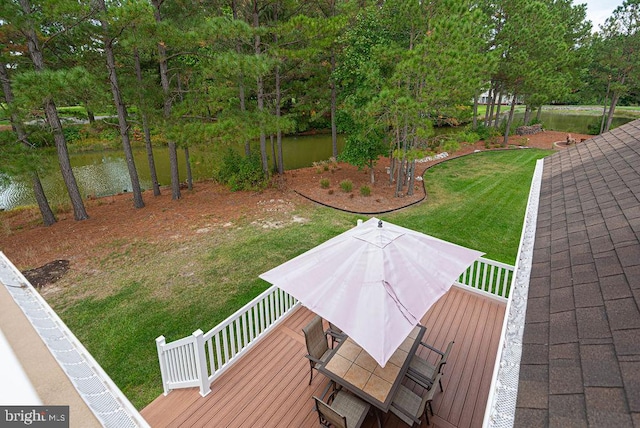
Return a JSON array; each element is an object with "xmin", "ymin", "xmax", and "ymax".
[
  {"xmin": 459, "ymin": 131, "xmax": 480, "ymax": 144},
  {"xmin": 319, "ymin": 178, "xmax": 330, "ymax": 189},
  {"xmin": 63, "ymin": 126, "xmax": 82, "ymax": 143},
  {"xmin": 473, "ymin": 123, "xmax": 500, "ymax": 141},
  {"xmin": 215, "ymin": 148, "xmax": 266, "ymax": 191},
  {"xmin": 360, "ymin": 186, "xmax": 371, "ymax": 197},
  {"xmin": 587, "ymin": 121, "xmax": 601, "ymax": 135},
  {"xmin": 339, "ymin": 179, "xmax": 353, "ymax": 193},
  {"xmin": 442, "ymin": 140, "xmax": 460, "ymax": 153},
  {"xmin": 313, "ymin": 160, "xmax": 327, "ymax": 174}
]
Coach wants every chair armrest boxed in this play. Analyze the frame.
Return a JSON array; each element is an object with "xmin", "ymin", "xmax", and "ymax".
[
  {"xmin": 418, "ymin": 341, "xmax": 444, "ymax": 356},
  {"xmin": 319, "ymin": 380, "xmax": 336, "ymax": 401},
  {"xmin": 305, "ymin": 354, "xmax": 326, "ymax": 365},
  {"xmin": 406, "ymin": 367, "xmax": 434, "ymax": 388},
  {"xmin": 326, "ymin": 329, "xmax": 347, "ymax": 339}
]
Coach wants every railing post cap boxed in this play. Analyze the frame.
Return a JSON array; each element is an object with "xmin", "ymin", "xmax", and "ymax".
[
  {"xmin": 193, "ymin": 329, "xmax": 204, "ymax": 337},
  {"xmin": 155, "ymin": 335, "xmax": 166, "ymax": 344}
]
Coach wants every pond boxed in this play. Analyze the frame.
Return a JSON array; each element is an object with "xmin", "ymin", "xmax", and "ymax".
[
  {"xmin": 512, "ymin": 110, "xmax": 631, "ymax": 134},
  {"xmin": 0, "ymin": 110, "xmax": 634, "ymax": 211},
  {"xmin": 0, "ymin": 133, "xmax": 348, "ymax": 211}
]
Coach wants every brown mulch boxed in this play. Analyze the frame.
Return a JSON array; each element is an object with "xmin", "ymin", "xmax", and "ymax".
[{"xmin": 0, "ymin": 130, "xmax": 590, "ymax": 280}]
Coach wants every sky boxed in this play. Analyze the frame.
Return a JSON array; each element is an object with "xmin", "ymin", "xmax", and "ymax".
[{"xmin": 583, "ymin": 0, "xmax": 624, "ymax": 31}]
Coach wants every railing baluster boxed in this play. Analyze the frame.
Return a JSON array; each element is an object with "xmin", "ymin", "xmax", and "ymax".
[
  {"xmin": 259, "ymin": 300, "xmax": 265, "ymax": 333},
  {"xmin": 222, "ymin": 328, "xmax": 230, "ymax": 364},
  {"xmin": 214, "ymin": 333, "xmax": 222, "ymax": 371},
  {"xmin": 234, "ymin": 318, "xmax": 242, "ymax": 356},
  {"xmin": 488, "ymin": 265, "xmax": 496, "ymax": 294},
  {"xmin": 249, "ymin": 306, "xmax": 256, "ymax": 341},
  {"xmin": 481, "ymin": 262, "xmax": 489, "ymax": 292},
  {"xmin": 241, "ymin": 313, "xmax": 248, "ymax": 348},
  {"xmin": 207, "ymin": 338, "xmax": 214, "ymax": 374}
]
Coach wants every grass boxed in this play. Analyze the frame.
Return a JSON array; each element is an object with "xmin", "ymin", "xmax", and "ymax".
[
  {"xmin": 388, "ymin": 149, "xmax": 551, "ymax": 264},
  {"xmin": 44, "ymin": 148, "xmax": 551, "ymax": 409}
]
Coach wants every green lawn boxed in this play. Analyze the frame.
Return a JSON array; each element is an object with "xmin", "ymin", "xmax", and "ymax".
[{"xmin": 47, "ymin": 147, "xmax": 551, "ymax": 409}]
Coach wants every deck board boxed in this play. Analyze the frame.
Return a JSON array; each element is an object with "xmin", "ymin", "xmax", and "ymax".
[{"xmin": 141, "ymin": 286, "xmax": 506, "ymax": 428}]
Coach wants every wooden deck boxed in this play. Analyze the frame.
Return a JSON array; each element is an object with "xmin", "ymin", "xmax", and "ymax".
[{"xmin": 141, "ymin": 286, "xmax": 506, "ymax": 428}]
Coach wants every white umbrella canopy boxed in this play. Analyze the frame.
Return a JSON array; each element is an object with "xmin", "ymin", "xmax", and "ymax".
[{"xmin": 259, "ymin": 217, "xmax": 484, "ymax": 367}]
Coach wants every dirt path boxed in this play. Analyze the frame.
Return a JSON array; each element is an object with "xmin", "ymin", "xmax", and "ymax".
[{"xmin": 0, "ymin": 130, "xmax": 590, "ymax": 273}]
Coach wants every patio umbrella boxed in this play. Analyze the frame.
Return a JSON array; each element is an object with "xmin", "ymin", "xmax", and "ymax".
[{"xmin": 259, "ymin": 217, "xmax": 484, "ymax": 367}]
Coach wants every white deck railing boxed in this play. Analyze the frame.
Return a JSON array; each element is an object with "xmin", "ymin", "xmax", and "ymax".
[
  {"xmin": 155, "ymin": 257, "xmax": 513, "ymax": 396},
  {"xmin": 454, "ymin": 257, "xmax": 513, "ymax": 302},
  {"xmin": 156, "ymin": 285, "xmax": 299, "ymax": 396}
]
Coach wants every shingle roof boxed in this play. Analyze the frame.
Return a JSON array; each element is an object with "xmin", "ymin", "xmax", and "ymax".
[{"xmin": 515, "ymin": 120, "xmax": 640, "ymax": 426}]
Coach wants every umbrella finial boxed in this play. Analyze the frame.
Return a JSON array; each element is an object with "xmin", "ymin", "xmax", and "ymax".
[{"xmin": 378, "ymin": 220, "xmax": 383, "ymax": 228}]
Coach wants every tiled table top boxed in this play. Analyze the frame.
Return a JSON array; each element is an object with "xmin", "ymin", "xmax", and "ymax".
[{"xmin": 323, "ymin": 326, "xmax": 421, "ymax": 406}]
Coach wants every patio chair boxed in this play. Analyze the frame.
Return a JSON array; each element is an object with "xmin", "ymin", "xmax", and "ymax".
[
  {"xmin": 303, "ymin": 315, "xmax": 333, "ymax": 385},
  {"xmin": 390, "ymin": 371, "xmax": 443, "ymax": 426},
  {"xmin": 326, "ymin": 321, "xmax": 347, "ymax": 347},
  {"xmin": 313, "ymin": 386, "xmax": 371, "ymax": 428},
  {"xmin": 406, "ymin": 341, "xmax": 454, "ymax": 392}
]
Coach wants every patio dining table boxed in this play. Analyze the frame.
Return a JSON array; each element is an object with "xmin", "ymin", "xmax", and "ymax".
[{"xmin": 317, "ymin": 324, "xmax": 426, "ymax": 420}]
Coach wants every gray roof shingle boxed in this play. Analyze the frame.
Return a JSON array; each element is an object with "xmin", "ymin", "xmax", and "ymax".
[{"xmin": 515, "ymin": 119, "xmax": 640, "ymax": 426}]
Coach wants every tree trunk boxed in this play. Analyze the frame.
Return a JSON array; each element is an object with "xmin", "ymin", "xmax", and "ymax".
[
  {"xmin": 168, "ymin": 142, "xmax": 180, "ymax": 199},
  {"xmin": 503, "ymin": 93, "xmax": 517, "ymax": 147},
  {"xmin": 153, "ymin": 0, "xmax": 181, "ymax": 200},
  {"xmin": 536, "ymin": 105, "xmax": 542, "ymax": 122},
  {"xmin": 407, "ymin": 159, "xmax": 416, "ymax": 196},
  {"xmin": 270, "ymin": 135, "xmax": 277, "ymax": 172},
  {"xmin": 604, "ymin": 76, "xmax": 623, "ymax": 133},
  {"xmin": 134, "ymin": 47, "xmax": 160, "ymax": 196},
  {"xmin": 0, "ymin": 60, "xmax": 56, "ymax": 226},
  {"xmin": 232, "ymin": 0, "xmax": 250, "ymax": 156},
  {"xmin": 86, "ymin": 108, "xmax": 95, "ymax": 124},
  {"xmin": 240, "ymin": 81, "xmax": 249, "ymax": 156},
  {"xmin": 276, "ymin": 130, "xmax": 283, "ymax": 175},
  {"xmin": 395, "ymin": 123, "xmax": 408, "ymax": 196},
  {"xmin": 523, "ymin": 104, "xmax": 532, "ymax": 125},
  {"xmin": 395, "ymin": 157, "xmax": 405, "ymax": 197},
  {"xmin": 253, "ymin": 1, "xmax": 268, "ymax": 177},
  {"xmin": 493, "ymin": 91, "xmax": 503, "ymax": 128},
  {"xmin": 19, "ymin": 0, "xmax": 88, "ymax": 220},
  {"xmin": 275, "ymin": 55, "xmax": 284, "ymax": 173},
  {"xmin": 32, "ymin": 172, "xmax": 56, "ymax": 226},
  {"xmin": 97, "ymin": 0, "xmax": 144, "ymax": 208},
  {"xmin": 600, "ymin": 78, "xmax": 611, "ymax": 134},
  {"xmin": 369, "ymin": 160, "xmax": 375, "ymax": 185},
  {"xmin": 184, "ymin": 147, "xmax": 192, "ymax": 190},
  {"xmin": 605, "ymin": 92, "xmax": 620, "ymax": 133},
  {"xmin": 488, "ymin": 90, "xmax": 497, "ymax": 128},
  {"xmin": 45, "ymin": 100, "xmax": 89, "ymax": 219},
  {"xmin": 483, "ymin": 85, "xmax": 493, "ymax": 126},
  {"xmin": 390, "ymin": 126, "xmax": 400, "ymax": 185}
]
